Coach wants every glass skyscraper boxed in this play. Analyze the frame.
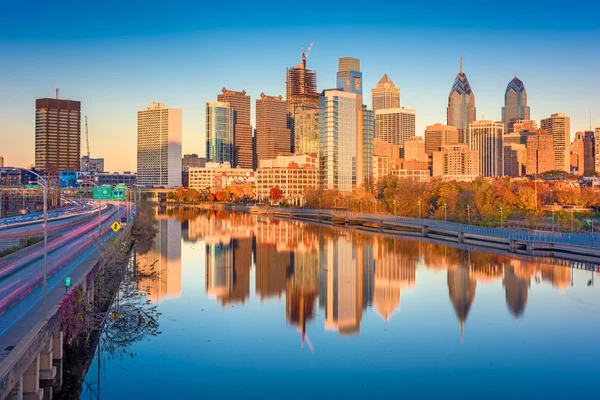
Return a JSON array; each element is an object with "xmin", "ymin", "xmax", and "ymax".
[
  {"xmin": 502, "ymin": 76, "xmax": 530, "ymax": 133},
  {"xmin": 206, "ymin": 101, "xmax": 234, "ymax": 165}
]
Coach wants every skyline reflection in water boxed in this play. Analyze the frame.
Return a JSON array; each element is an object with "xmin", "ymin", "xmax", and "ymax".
[{"xmin": 82, "ymin": 206, "xmax": 600, "ymax": 399}]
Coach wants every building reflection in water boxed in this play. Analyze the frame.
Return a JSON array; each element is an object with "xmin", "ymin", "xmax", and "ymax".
[
  {"xmin": 140, "ymin": 208, "xmax": 582, "ymax": 339},
  {"xmin": 137, "ymin": 210, "xmax": 182, "ymax": 303}
]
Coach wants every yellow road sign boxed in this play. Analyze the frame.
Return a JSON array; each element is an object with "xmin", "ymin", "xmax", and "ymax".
[{"xmin": 111, "ymin": 221, "xmax": 122, "ymax": 232}]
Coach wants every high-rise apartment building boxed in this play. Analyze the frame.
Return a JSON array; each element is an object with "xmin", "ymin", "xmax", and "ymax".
[
  {"xmin": 468, "ymin": 120, "xmax": 504, "ymax": 177},
  {"xmin": 512, "ymin": 119, "xmax": 537, "ymax": 133},
  {"xmin": 447, "ymin": 57, "xmax": 476, "ymax": 144},
  {"xmin": 571, "ymin": 131, "xmax": 595, "ymax": 176},
  {"xmin": 372, "ymin": 74, "xmax": 400, "ymax": 111},
  {"xmin": 432, "ymin": 144, "xmax": 479, "ymax": 178},
  {"xmin": 504, "ymin": 143, "xmax": 526, "ymax": 177},
  {"xmin": 424, "ymin": 123, "xmax": 459, "ymax": 156},
  {"xmin": 319, "ymin": 90, "xmax": 358, "ymax": 191},
  {"xmin": 294, "ymin": 106, "xmax": 320, "ymax": 156},
  {"xmin": 206, "ymin": 101, "xmax": 234, "ymax": 165},
  {"xmin": 502, "ymin": 76, "xmax": 530, "ymax": 133},
  {"xmin": 256, "ymin": 93, "xmax": 291, "ymax": 165},
  {"xmin": 540, "ymin": 113, "xmax": 570, "ymax": 172},
  {"xmin": 217, "ymin": 88, "xmax": 253, "ymax": 169},
  {"xmin": 526, "ymin": 129, "xmax": 555, "ymax": 175},
  {"xmin": 375, "ymin": 108, "xmax": 416, "ymax": 148},
  {"xmin": 137, "ymin": 102, "xmax": 182, "ymax": 188},
  {"xmin": 35, "ymin": 98, "xmax": 81, "ymax": 176}
]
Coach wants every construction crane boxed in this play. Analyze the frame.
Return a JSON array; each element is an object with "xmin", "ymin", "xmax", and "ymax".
[
  {"xmin": 301, "ymin": 40, "xmax": 314, "ymax": 68},
  {"xmin": 85, "ymin": 116, "xmax": 90, "ymax": 170}
]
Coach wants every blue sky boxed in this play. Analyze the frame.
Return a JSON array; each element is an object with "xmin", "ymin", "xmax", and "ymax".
[{"xmin": 1, "ymin": 0, "xmax": 599, "ymax": 172}]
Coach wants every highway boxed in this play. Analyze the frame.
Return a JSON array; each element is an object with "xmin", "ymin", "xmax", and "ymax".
[{"xmin": 0, "ymin": 202, "xmax": 129, "ymax": 363}]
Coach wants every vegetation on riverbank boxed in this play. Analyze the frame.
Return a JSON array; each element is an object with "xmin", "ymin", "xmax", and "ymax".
[{"xmin": 0, "ymin": 236, "xmax": 44, "ymax": 258}]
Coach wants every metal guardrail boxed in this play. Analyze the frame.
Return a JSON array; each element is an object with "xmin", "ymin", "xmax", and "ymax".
[{"xmin": 252, "ymin": 206, "xmax": 600, "ymax": 248}]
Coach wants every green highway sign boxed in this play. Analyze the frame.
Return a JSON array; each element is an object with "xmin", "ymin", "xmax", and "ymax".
[{"xmin": 65, "ymin": 277, "xmax": 71, "ymax": 287}]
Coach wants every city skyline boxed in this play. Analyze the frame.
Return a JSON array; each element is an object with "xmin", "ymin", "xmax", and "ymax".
[{"xmin": 1, "ymin": 1, "xmax": 599, "ymax": 172}]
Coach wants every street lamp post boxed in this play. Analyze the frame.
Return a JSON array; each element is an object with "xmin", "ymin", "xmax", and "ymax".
[
  {"xmin": 418, "ymin": 200, "xmax": 422, "ymax": 219},
  {"xmin": 393, "ymin": 199, "xmax": 397, "ymax": 216},
  {"xmin": 467, "ymin": 205, "xmax": 471, "ymax": 225},
  {"xmin": 499, "ymin": 206, "xmax": 504, "ymax": 228},
  {"xmin": 571, "ymin": 210, "xmax": 574, "ymax": 232},
  {"xmin": 552, "ymin": 210, "xmax": 555, "ymax": 232},
  {"xmin": 443, "ymin": 202, "xmax": 447, "ymax": 221}
]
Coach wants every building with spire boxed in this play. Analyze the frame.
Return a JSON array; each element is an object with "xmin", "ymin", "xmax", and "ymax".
[
  {"xmin": 447, "ymin": 56, "xmax": 476, "ymax": 144},
  {"xmin": 502, "ymin": 76, "xmax": 530, "ymax": 133},
  {"xmin": 372, "ymin": 74, "xmax": 400, "ymax": 111}
]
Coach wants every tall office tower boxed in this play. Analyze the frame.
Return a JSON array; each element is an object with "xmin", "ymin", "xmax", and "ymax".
[
  {"xmin": 540, "ymin": 113, "xmax": 570, "ymax": 172},
  {"xmin": 319, "ymin": 90, "xmax": 358, "ymax": 191},
  {"xmin": 404, "ymin": 136, "xmax": 427, "ymax": 162},
  {"xmin": 503, "ymin": 143, "xmax": 526, "ymax": 177},
  {"xmin": 372, "ymin": 74, "xmax": 400, "ymax": 111},
  {"xmin": 35, "ymin": 97, "xmax": 81, "ymax": 176},
  {"xmin": 286, "ymin": 50, "xmax": 320, "ymax": 115},
  {"xmin": 294, "ymin": 106, "xmax": 320, "ymax": 156},
  {"xmin": 362, "ymin": 107, "xmax": 375, "ymax": 185},
  {"xmin": 432, "ymin": 144, "xmax": 479, "ymax": 177},
  {"xmin": 137, "ymin": 102, "xmax": 182, "ymax": 188},
  {"xmin": 501, "ymin": 76, "xmax": 530, "ymax": 133},
  {"xmin": 596, "ymin": 127, "xmax": 600, "ymax": 174},
  {"xmin": 256, "ymin": 93, "xmax": 291, "ymax": 165},
  {"xmin": 217, "ymin": 88, "xmax": 253, "ymax": 169},
  {"xmin": 468, "ymin": 120, "xmax": 504, "ymax": 177},
  {"xmin": 424, "ymin": 123, "xmax": 459, "ymax": 156},
  {"xmin": 375, "ymin": 108, "xmax": 416, "ymax": 148},
  {"xmin": 525, "ymin": 129, "xmax": 555, "ymax": 175},
  {"xmin": 572, "ymin": 131, "xmax": 595, "ymax": 175},
  {"xmin": 447, "ymin": 56, "xmax": 476, "ymax": 144},
  {"xmin": 0, "ymin": 154, "xmax": 4, "ymax": 167},
  {"xmin": 206, "ymin": 102, "xmax": 234, "ymax": 164},
  {"xmin": 336, "ymin": 57, "xmax": 372, "ymax": 186}
]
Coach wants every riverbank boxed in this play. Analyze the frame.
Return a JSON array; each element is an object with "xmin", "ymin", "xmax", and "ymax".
[{"xmin": 249, "ymin": 206, "xmax": 600, "ymax": 264}]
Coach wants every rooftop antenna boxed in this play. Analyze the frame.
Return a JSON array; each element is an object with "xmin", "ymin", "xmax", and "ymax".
[
  {"xmin": 55, "ymin": 86, "xmax": 59, "ymax": 100},
  {"xmin": 460, "ymin": 54, "xmax": 463, "ymax": 73}
]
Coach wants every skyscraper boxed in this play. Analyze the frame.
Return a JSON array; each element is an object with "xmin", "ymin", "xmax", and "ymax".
[
  {"xmin": 526, "ymin": 129, "xmax": 555, "ymax": 175},
  {"xmin": 502, "ymin": 76, "xmax": 530, "ymax": 133},
  {"xmin": 571, "ymin": 131, "xmax": 595, "ymax": 176},
  {"xmin": 35, "ymin": 97, "xmax": 81, "ymax": 176},
  {"xmin": 337, "ymin": 57, "xmax": 362, "ymax": 95},
  {"xmin": 137, "ymin": 102, "xmax": 182, "ymax": 187},
  {"xmin": 447, "ymin": 56, "xmax": 476, "ymax": 144},
  {"xmin": 217, "ymin": 88, "xmax": 253, "ymax": 169},
  {"xmin": 0, "ymin": 154, "xmax": 3, "ymax": 167},
  {"xmin": 206, "ymin": 101, "xmax": 234, "ymax": 164},
  {"xmin": 503, "ymin": 143, "xmax": 526, "ymax": 177},
  {"xmin": 540, "ymin": 113, "xmax": 571, "ymax": 172},
  {"xmin": 424, "ymin": 123, "xmax": 459, "ymax": 156},
  {"xmin": 375, "ymin": 108, "xmax": 416, "ymax": 147},
  {"xmin": 320, "ymin": 89, "xmax": 358, "ymax": 191},
  {"xmin": 468, "ymin": 120, "xmax": 504, "ymax": 177},
  {"xmin": 255, "ymin": 93, "xmax": 291, "ymax": 165},
  {"xmin": 294, "ymin": 106, "xmax": 320, "ymax": 156},
  {"xmin": 372, "ymin": 74, "xmax": 400, "ymax": 111}
]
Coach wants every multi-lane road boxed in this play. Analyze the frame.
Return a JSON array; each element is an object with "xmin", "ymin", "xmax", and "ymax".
[{"xmin": 0, "ymin": 201, "xmax": 129, "ymax": 363}]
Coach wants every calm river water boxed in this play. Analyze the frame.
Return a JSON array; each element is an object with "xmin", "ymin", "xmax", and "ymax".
[{"xmin": 80, "ymin": 207, "xmax": 600, "ymax": 399}]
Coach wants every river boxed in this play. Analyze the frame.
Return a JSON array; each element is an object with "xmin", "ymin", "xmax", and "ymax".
[{"xmin": 78, "ymin": 206, "xmax": 600, "ymax": 399}]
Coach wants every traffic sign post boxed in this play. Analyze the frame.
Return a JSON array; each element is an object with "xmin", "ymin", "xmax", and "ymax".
[{"xmin": 111, "ymin": 221, "xmax": 122, "ymax": 232}]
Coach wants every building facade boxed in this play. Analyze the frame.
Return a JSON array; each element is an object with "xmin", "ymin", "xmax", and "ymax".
[
  {"xmin": 389, "ymin": 169, "xmax": 430, "ymax": 182},
  {"xmin": 371, "ymin": 74, "xmax": 400, "ymax": 111},
  {"xmin": 468, "ymin": 120, "xmax": 504, "ymax": 177},
  {"xmin": 256, "ymin": 155, "xmax": 318, "ymax": 203},
  {"xmin": 182, "ymin": 154, "xmax": 206, "ymax": 168},
  {"xmin": 217, "ymin": 88, "xmax": 254, "ymax": 169},
  {"xmin": 404, "ymin": 136, "xmax": 427, "ymax": 162},
  {"xmin": 375, "ymin": 108, "xmax": 416, "ymax": 148},
  {"xmin": 424, "ymin": 123, "xmax": 459, "ymax": 156},
  {"xmin": 540, "ymin": 113, "xmax": 570, "ymax": 172},
  {"xmin": 95, "ymin": 172, "xmax": 137, "ymax": 186},
  {"xmin": 35, "ymin": 98, "xmax": 81, "ymax": 176},
  {"xmin": 188, "ymin": 162, "xmax": 254, "ymax": 192},
  {"xmin": 319, "ymin": 90, "xmax": 357, "ymax": 191},
  {"xmin": 503, "ymin": 143, "xmax": 526, "ymax": 177},
  {"xmin": 137, "ymin": 102, "xmax": 182, "ymax": 188},
  {"xmin": 80, "ymin": 156, "xmax": 104, "ymax": 173},
  {"xmin": 256, "ymin": 93, "xmax": 291, "ymax": 166},
  {"xmin": 525, "ymin": 129, "xmax": 555, "ymax": 175},
  {"xmin": 513, "ymin": 119, "xmax": 537, "ymax": 133},
  {"xmin": 294, "ymin": 106, "xmax": 320, "ymax": 156},
  {"xmin": 571, "ymin": 131, "xmax": 595, "ymax": 176},
  {"xmin": 501, "ymin": 76, "xmax": 530, "ymax": 133},
  {"xmin": 447, "ymin": 57, "xmax": 476, "ymax": 144},
  {"xmin": 432, "ymin": 144, "xmax": 479, "ymax": 178}
]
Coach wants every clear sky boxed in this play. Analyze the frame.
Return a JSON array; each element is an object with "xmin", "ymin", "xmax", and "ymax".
[{"xmin": 1, "ymin": 0, "xmax": 599, "ymax": 172}]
